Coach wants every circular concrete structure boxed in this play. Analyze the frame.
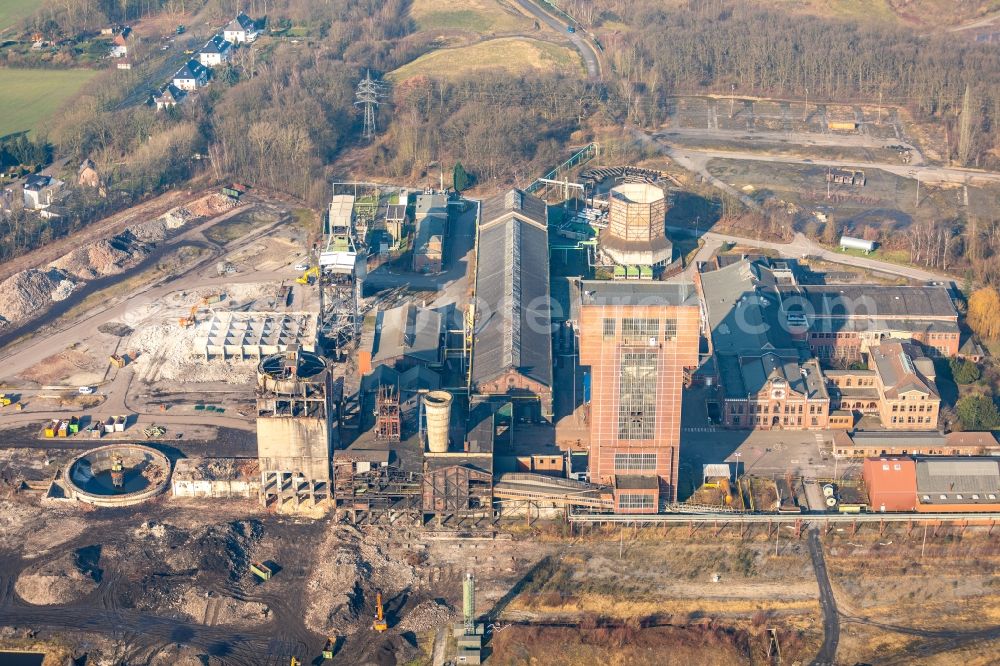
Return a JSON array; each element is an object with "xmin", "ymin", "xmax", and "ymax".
[
  {"xmin": 64, "ymin": 443, "xmax": 171, "ymax": 507},
  {"xmin": 257, "ymin": 347, "xmax": 329, "ymax": 395},
  {"xmin": 601, "ymin": 182, "xmax": 673, "ymax": 267},
  {"xmin": 423, "ymin": 391, "xmax": 453, "ymax": 454}
]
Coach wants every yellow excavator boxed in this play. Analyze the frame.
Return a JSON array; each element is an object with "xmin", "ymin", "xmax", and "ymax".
[
  {"xmin": 296, "ymin": 266, "xmax": 320, "ymax": 285},
  {"xmin": 373, "ymin": 591, "xmax": 388, "ymax": 632}
]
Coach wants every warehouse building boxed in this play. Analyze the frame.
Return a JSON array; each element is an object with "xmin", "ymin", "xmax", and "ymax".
[
  {"xmin": 838, "ymin": 431, "xmax": 1000, "ymax": 458},
  {"xmin": 863, "ymin": 456, "xmax": 1000, "ymax": 513},
  {"xmin": 470, "ymin": 189, "xmax": 552, "ymax": 422}
]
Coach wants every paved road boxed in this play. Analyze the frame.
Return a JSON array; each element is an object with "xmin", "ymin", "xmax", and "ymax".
[
  {"xmin": 807, "ymin": 528, "xmax": 840, "ymax": 666},
  {"xmin": 514, "ymin": 0, "xmax": 602, "ymax": 79},
  {"xmin": 670, "ymin": 224, "xmax": 949, "ymax": 283}
]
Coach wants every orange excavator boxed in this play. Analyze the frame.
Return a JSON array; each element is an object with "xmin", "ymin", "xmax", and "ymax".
[{"xmin": 373, "ymin": 591, "xmax": 388, "ymax": 632}]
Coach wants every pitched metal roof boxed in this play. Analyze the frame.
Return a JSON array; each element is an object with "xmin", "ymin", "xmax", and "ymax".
[
  {"xmin": 915, "ymin": 458, "xmax": 1000, "ymax": 502},
  {"xmin": 870, "ymin": 340, "xmax": 937, "ymax": 398},
  {"xmin": 472, "ymin": 199, "xmax": 551, "ymax": 388},
  {"xmin": 371, "ymin": 303, "xmax": 443, "ymax": 365},
  {"xmin": 480, "ymin": 188, "xmax": 546, "ymax": 230}
]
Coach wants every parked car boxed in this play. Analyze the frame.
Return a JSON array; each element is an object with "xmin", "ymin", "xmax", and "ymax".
[
  {"xmin": 567, "ymin": 25, "xmax": 576, "ymax": 33},
  {"xmin": 78, "ymin": 386, "xmax": 95, "ymax": 394},
  {"xmin": 294, "ymin": 263, "xmax": 310, "ymax": 271}
]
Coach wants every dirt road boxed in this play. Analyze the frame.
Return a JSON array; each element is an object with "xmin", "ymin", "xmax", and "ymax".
[{"xmin": 807, "ymin": 528, "xmax": 839, "ymax": 666}]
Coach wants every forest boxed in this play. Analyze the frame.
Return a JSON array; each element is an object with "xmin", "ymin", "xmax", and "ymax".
[{"xmin": 567, "ymin": 0, "xmax": 1000, "ymax": 169}]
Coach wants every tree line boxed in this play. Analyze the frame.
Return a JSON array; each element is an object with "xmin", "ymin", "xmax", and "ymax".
[{"xmin": 565, "ymin": 0, "xmax": 1000, "ymax": 168}]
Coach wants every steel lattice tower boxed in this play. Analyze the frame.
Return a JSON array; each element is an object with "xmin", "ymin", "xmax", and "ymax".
[{"xmin": 355, "ymin": 70, "xmax": 384, "ymax": 140}]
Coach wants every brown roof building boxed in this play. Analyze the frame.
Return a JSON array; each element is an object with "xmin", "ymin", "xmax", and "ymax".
[
  {"xmin": 577, "ymin": 280, "xmax": 700, "ymax": 505},
  {"xmin": 869, "ymin": 340, "xmax": 940, "ymax": 430}
]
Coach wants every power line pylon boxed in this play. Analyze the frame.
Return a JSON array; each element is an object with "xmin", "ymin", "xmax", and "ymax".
[{"xmin": 355, "ymin": 69, "xmax": 385, "ymax": 140}]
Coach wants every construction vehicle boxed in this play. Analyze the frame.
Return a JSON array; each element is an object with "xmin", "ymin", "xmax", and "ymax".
[
  {"xmin": 296, "ymin": 266, "xmax": 319, "ymax": 285},
  {"xmin": 110, "ymin": 456, "xmax": 125, "ymax": 488},
  {"xmin": 0, "ymin": 394, "xmax": 11, "ymax": 407},
  {"xmin": 289, "ymin": 658, "xmax": 300, "ymax": 666},
  {"xmin": 178, "ymin": 304, "xmax": 199, "ymax": 328},
  {"xmin": 322, "ymin": 638, "xmax": 335, "ymax": 660},
  {"xmin": 250, "ymin": 561, "xmax": 273, "ymax": 581},
  {"xmin": 373, "ymin": 591, "xmax": 388, "ymax": 632},
  {"xmin": 109, "ymin": 354, "xmax": 126, "ymax": 368}
]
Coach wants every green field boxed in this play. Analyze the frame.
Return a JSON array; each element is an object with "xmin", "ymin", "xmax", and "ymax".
[
  {"xmin": 0, "ymin": 68, "xmax": 99, "ymax": 137},
  {"xmin": 409, "ymin": 0, "xmax": 532, "ymax": 33},
  {"xmin": 0, "ymin": 0, "xmax": 37, "ymax": 32},
  {"xmin": 389, "ymin": 37, "xmax": 582, "ymax": 82}
]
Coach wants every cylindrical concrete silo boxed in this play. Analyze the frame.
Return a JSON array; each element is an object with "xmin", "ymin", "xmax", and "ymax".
[{"xmin": 423, "ymin": 390, "xmax": 452, "ymax": 453}]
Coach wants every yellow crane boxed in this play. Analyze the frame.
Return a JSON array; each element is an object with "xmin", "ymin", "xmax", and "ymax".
[{"xmin": 373, "ymin": 591, "xmax": 388, "ymax": 632}]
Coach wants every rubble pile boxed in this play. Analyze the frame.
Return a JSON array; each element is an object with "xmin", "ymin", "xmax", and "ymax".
[
  {"xmin": 176, "ymin": 587, "xmax": 270, "ymax": 626},
  {"xmin": 50, "ymin": 233, "xmax": 151, "ymax": 280},
  {"xmin": 0, "ymin": 268, "xmax": 65, "ymax": 324},
  {"xmin": 397, "ymin": 599, "xmax": 457, "ymax": 633},
  {"xmin": 15, "ymin": 547, "xmax": 102, "ymax": 605}
]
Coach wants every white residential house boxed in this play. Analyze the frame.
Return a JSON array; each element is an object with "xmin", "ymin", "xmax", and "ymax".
[
  {"xmin": 172, "ymin": 59, "xmax": 209, "ymax": 91},
  {"xmin": 109, "ymin": 26, "xmax": 132, "ymax": 58},
  {"xmin": 154, "ymin": 84, "xmax": 187, "ymax": 110},
  {"xmin": 223, "ymin": 12, "xmax": 261, "ymax": 44},
  {"xmin": 23, "ymin": 174, "xmax": 64, "ymax": 210},
  {"xmin": 198, "ymin": 34, "xmax": 233, "ymax": 67}
]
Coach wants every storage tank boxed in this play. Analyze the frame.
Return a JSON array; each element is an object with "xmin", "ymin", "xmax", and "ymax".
[
  {"xmin": 839, "ymin": 235, "xmax": 876, "ymax": 253},
  {"xmin": 825, "ymin": 496, "xmax": 838, "ymax": 508},
  {"xmin": 822, "ymin": 483, "xmax": 835, "ymax": 497},
  {"xmin": 423, "ymin": 390, "xmax": 452, "ymax": 453}
]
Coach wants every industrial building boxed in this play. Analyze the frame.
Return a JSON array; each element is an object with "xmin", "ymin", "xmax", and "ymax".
[
  {"xmin": 412, "ymin": 192, "xmax": 448, "ymax": 273},
  {"xmin": 471, "ymin": 189, "xmax": 553, "ymax": 422},
  {"xmin": 697, "ymin": 256, "xmax": 956, "ymax": 431},
  {"xmin": 576, "ymin": 280, "xmax": 700, "ymax": 506},
  {"xmin": 864, "ymin": 456, "xmax": 1000, "ymax": 513},
  {"xmin": 255, "ymin": 346, "xmax": 339, "ymax": 508},
  {"xmin": 599, "ymin": 182, "xmax": 673, "ymax": 268},
  {"xmin": 836, "ymin": 431, "xmax": 1000, "ymax": 458},
  {"xmin": 359, "ymin": 302, "xmax": 444, "ymax": 373},
  {"xmin": 787, "ymin": 284, "xmax": 960, "ymax": 359},
  {"xmin": 868, "ymin": 340, "xmax": 940, "ymax": 430},
  {"xmin": 697, "ymin": 258, "xmax": 831, "ymax": 430},
  {"xmin": 192, "ymin": 311, "xmax": 318, "ymax": 359}
]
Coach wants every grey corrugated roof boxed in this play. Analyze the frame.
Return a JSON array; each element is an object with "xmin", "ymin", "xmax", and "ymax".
[
  {"xmin": 480, "ymin": 189, "xmax": 547, "ymax": 229},
  {"xmin": 699, "ymin": 259, "xmax": 794, "ymax": 354},
  {"xmin": 852, "ymin": 431, "xmax": 945, "ymax": 445},
  {"xmin": 916, "ymin": 458, "xmax": 1000, "ymax": 500},
  {"xmin": 786, "ymin": 285, "xmax": 957, "ymax": 320},
  {"xmin": 578, "ymin": 280, "xmax": 698, "ymax": 307},
  {"xmin": 372, "ymin": 303, "xmax": 442, "ymax": 366},
  {"xmin": 471, "ymin": 210, "xmax": 552, "ymax": 388}
]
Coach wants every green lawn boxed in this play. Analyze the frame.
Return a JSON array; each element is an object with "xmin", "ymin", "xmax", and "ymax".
[
  {"xmin": 0, "ymin": 68, "xmax": 99, "ymax": 137},
  {"xmin": 389, "ymin": 37, "xmax": 582, "ymax": 82},
  {"xmin": 0, "ymin": 0, "xmax": 37, "ymax": 33}
]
